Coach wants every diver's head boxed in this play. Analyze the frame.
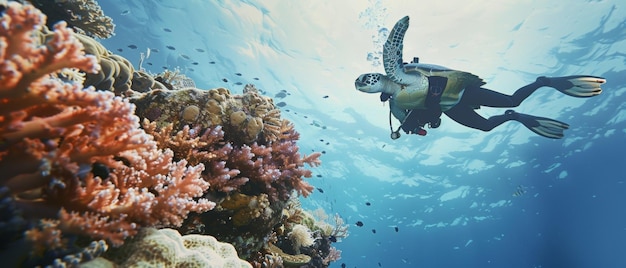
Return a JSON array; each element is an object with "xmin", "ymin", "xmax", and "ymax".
[{"xmin": 355, "ymin": 73, "xmax": 385, "ymax": 93}]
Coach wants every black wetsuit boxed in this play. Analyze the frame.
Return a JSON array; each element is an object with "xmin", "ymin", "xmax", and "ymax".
[{"xmin": 398, "ymin": 78, "xmax": 548, "ymax": 134}]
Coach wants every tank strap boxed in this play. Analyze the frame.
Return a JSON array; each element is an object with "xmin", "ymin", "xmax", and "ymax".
[{"xmin": 426, "ymin": 76, "xmax": 447, "ymax": 109}]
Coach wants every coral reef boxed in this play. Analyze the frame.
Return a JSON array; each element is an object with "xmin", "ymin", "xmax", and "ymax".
[
  {"xmin": 145, "ymin": 119, "xmax": 320, "ymax": 260},
  {"xmin": 132, "ymin": 85, "xmax": 284, "ymax": 144},
  {"xmin": 84, "ymin": 228, "xmax": 252, "ymax": 268},
  {"xmin": 143, "ymin": 119, "xmax": 320, "ymax": 201},
  {"xmin": 25, "ymin": 0, "xmax": 115, "ymax": 39},
  {"xmin": 0, "ymin": 2, "xmax": 344, "ymax": 267},
  {"xmin": 0, "ymin": 2, "xmax": 213, "ymax": 263}
]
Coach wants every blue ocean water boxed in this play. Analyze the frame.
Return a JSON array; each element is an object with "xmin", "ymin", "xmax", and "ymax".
[{"xmin": 98, "ymin": 1, "xmax": 626, "ymax": 267}]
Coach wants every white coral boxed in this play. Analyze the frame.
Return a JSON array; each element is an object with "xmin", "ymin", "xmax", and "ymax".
[{"xmin": 288, "ymin": 224, "xmax": 315, "ymax": 254}]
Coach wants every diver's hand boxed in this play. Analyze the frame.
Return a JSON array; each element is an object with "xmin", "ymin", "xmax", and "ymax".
[{"xmin": 405, "ymin": 127, "xmax": 427, "ymax": 136}]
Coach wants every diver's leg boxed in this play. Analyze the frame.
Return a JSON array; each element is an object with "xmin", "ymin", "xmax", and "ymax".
[
  {"xmin": 444, "ymin": 105, "xmax": 516, "ymax": 131},
  {"xmin": 461, "ymin": 79, "xmax": 548, "ymax": 108},
  {"xmin": 446, "ymin": 107, "xmax": 570, "ymax": 138}
]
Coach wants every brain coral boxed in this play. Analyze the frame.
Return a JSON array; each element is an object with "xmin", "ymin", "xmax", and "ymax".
[{"xmin": 88, "ymin": 228, "xmax": 252, "ymax": 268}]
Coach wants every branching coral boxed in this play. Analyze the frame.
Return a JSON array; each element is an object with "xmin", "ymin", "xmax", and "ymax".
[
  {"xmin": 144, "ymin": 120, "xmax": 320, "ymax": 201},
  {"xmin": 0, "ymin": 2, "xmax": 214, "ymax": 251}
]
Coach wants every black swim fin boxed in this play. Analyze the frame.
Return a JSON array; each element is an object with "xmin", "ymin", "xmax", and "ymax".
[{"xmin": 507, "ymin": 110, "xmax": 569, "ymax": 139}]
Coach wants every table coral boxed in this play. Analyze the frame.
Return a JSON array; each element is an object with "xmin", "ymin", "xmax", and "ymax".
[{"xmin": 0, "ymin": 1, "xmax": 213, "ymax": 254}]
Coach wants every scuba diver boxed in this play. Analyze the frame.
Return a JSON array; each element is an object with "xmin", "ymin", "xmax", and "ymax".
[{"xmin": 354, "ymin": 16, "xmax": 606, "ymax": 139}]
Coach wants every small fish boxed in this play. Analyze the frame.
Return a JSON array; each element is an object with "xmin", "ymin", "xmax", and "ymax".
[
  {"xmin": 127, "ymin": 44, "xmax": 137, "ymax": 49},
  {"xmin": 180, "ymin": 54, "xmax": 190, "ymax": 60},
  {"xmin": 146, "ymin": 62, "xmax": 153, "ymax": 66},
  {"xmin": 321, "ymin": 150, "xmax": 326, "ymax": 154},
  {"xmin": 316, "ymin": 187, "xmax": 324, "ymax": 193},
  {"xmin": 323, "ymin": 95, "xmax": 329, "ymax": 98},
  {"xmin": 121, "ymin": 10, "xmax": 130, "ymax": 15},
  {"xmin": 235, "ymin": 73, "xmax": 242, "ymax": 76},
  {"xmin": 316, "ymin": 174, "xmax": 322, "ymax": 178},
  {"xmin": 192, "ymin": 62, "xmax": 199, "ymax": 65},
  {"xmin": 325, "ymin": 142, "xmax": 330, "ymax": 145},
  {"xmin": 341, "ymin": 263, "xmax": 346, "ymax": 268},
  {"xmin": 209, "ymin": 61, "xmax": 216, "ymax": 64},
  {"xmin": 372, "ymin": 229, "xmax": 376, "ymax": 234},
  {"xmin": 150, "ymin": 48, "xmax": 160, "ymax": 53},
  {"xmin": 162, "ymin": 66, "xmax": 168, "ymax": 69},
  {"xmin": 355, "ymin": 221, "xmax": 363, "ymax": 227},
  {"xmin": 319, "ymin": 139, "xmax": 324, "ymax": 142},
  {"xmin": 222, "ymin": 78, "xmax": 228, "ymax": 82},
  {"xmin": 166, "ymin": 46, "xmax": 176, "ymax": 50},
  {"xmin": 276, "ymin": 102, "xmax": 286, "ymax": 107},
  {"xmin": 116, "ymin": 48, "xmax": 123, "ymax": 52},
  {"xmin": 513, "ymin": 185, "xmax": 527, "ymax": 197},
  {"xmin": 378, "ymin": 262, "xmax": 382, "ymax": 267},
  {"xmin": 234, "ymin": 82, "xmax": 243, "ymax": 85},
  {"xmin": 187, "ymin": 68, "xmax": 195, "ymax": 72},
  {"xmin": 365, "ymin": 202, "xmax": 371, "ymax": 206},
  {"xmin": 253, "ymin": 77, "xmax": 260, "ymax": 80},
  {"xmin": 163, "ymin": 28, "xmax": 172, "ymax": 32},
  {"xmin": 394, "ymin": 226, "xmax": 399, "ymax": 232},
  {"xmin": 195, "ymin": 48, "xmax": 205, "ymax": 52},
  {"xmin": 329, "ymin": 235, "xmax": 337, "ymax": 243},
  {"xmin": 275, "ymin": 92, "xmax": 287, "ymax": 98}
]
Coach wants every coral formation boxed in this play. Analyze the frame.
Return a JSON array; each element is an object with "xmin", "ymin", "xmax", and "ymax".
[
  {"xmin": 220, "ymin": 193, "xmax": 272, "ymax": 227},
  {"xmin": 0, "ymin": 1, "xmax": 213, "ymax": 258},
  {"xmin": 85, "ymin": 228, "xmax": 252, "ymax": 268},
  {"xmin": 131, "ymin": 70, "xmax": 159, "ymax": 93},
  {"xmin": 132, "ymin": 85, "xmax": 284, "ymax": 144},
  {"xmin": 289, "ymin": 224, "xmax": 315, "ymax": 254},
  {"xmin": 144, "ymin": 120, "xmax": 320, "ymax": 201},
  {"xmin": 74, "ymin": 32, "xmax": 135, "ymax": 95},
  {"xmin": 0, "ymin": 2, "xmax": 343, "ymax": 267},
  {"xmin": 266, "ymin": 243, "xmax": 312, "ymax": 266},
  {"xmin": 26, "ymin": 0, "xmax": 115, "ymax": 39}
]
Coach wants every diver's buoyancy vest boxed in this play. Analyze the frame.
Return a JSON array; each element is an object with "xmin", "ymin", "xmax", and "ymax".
[{"xmin": 394, "ymin": 68, "xmax": 485, "ymax": 111}]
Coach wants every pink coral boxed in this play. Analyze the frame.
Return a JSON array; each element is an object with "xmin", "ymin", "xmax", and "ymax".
[
  {"xmin": 145, "ymin": 120, "xmax": 320, "ymax": 201},
  {"xmin": 0, "ymin": 2, "xmax": 214, "ymax": 248}
]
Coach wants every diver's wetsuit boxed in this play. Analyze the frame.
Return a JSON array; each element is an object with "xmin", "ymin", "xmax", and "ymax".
[
  {"xmin": 444, "ymin": 79, "xmax": 547, "ymax": 131},
  {"xmin": 400, "ymin": 78, "xmax": 547, "ymax": 133}
]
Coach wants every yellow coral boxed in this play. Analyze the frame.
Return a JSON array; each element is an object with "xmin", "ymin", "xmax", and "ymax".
[
  {"xmin": 182, "ymin": 105, "xmax": 200, "ymax": 122},
  {"xmin": 266, "ymin": 243, "xmax": 311, "ymax": 267},
  {"xmin": 85, "ymin": 228, "xmax": 252, "ymax": 268},
  {"xmin": 230, "ymin": 111, "xmax": 247, "ymax": 126},
  {"xmin": 245, "ymin": 117, "xmax": 264, "ymax": 141},
  {"xmin": 220, "ymin": 193, "xmax": 271, "ymax": 227}
]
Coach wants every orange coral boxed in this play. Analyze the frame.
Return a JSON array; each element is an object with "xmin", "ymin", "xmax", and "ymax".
[{"xmin": 0, "ymin": 2, "xmax": 214, "ymax": 248}]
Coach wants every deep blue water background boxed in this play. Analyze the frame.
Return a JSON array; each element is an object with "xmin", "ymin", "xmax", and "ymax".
[{"xmin": 97, "ymin": 1, "xmax": 626, "ymax": 267}]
